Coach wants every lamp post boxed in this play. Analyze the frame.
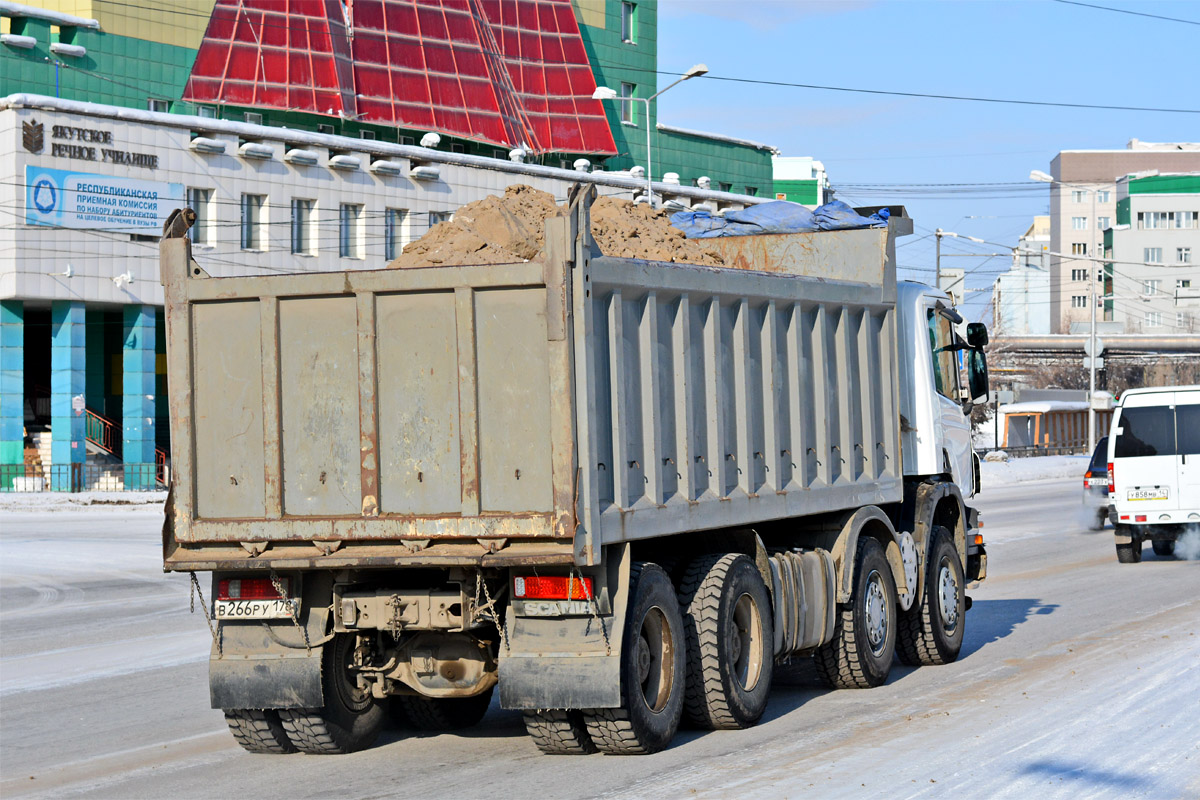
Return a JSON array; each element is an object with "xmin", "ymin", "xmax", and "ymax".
[
  {"xmin": 1030, "ymin": 168, "xmax": 1106, "ymax": 454},
  {"xmin": 593, "ymin": 63, "xmax": 708, "ymax": 208}
]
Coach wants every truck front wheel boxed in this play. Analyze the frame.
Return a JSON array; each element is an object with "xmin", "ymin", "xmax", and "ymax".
[
  {"xmin": 814, "ymin": 537, "xmax": 897, "ymax": 689},
  {"xmin": 583, "ymin": 563, "xmax": 685, "ymax": 755},
  {"xmin": 896, "ymin": 527, "xmax": 965, "ymax": 666},
  {"xmin": 677, "ymin": 553, "xmax": 773, "ymax": 730},
  {"xmin": 277, "ymin": 634, "xmax": 383, "ymax": 754}
]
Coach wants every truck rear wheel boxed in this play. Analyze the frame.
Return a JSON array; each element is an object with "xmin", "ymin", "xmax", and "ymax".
[
  {"xmin": 1116, "ymin": 537, "xmax": 1143, "ymax": 563},
  {"xmin": 896, "ymin": 527, "xmax": 965, "ymax": 666},
  {"xmin": 277, "ymin": 634, "xmax": 383, "ymax": 754},
  {"xmin": 1152, "ymin": 539, "xmax": 1176, "ymax": 558},
  {"xmin": 814, "ymin": 537, "xmax": 897, "ymax": 689},
  {"xmin": 396, "ymin": 687, "xmax": 493, "ymax": 731},
  {"xmin": 523, "ymin": 709, "xmax": 597, "ymax": 754},
  {"xmin": 677, "ymin": 553, "xmax": 773, "ymax": 730},
  {"xmin": 583, "ymin": 563, "xmax": 684, "ymax": 755},
  {"xmin": 224, "ymin": 709, "xmax": 296, "ymax": 754}
]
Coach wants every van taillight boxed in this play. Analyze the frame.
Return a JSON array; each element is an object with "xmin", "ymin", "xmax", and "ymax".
[{"xmin": 1107, "ymin": 463, "xmax": 1114, "ymax": 494}]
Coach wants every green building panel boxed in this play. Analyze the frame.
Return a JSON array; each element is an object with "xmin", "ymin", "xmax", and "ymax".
[
  {"xmin": 772, "ymin": 179, "xmax": 820, "ymax": 205},
  {"xmin": 1127, "ymin": 174, "xmax": 1200, "ymax": 195},
  {"xmin": 1115, "ymin": 197, "xmax": 1131, "ymax": 226}
]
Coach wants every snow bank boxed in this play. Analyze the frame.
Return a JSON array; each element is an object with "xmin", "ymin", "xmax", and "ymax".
[
  {"xmin": 0, "ymin": 490, "xmax": 166, "ymax": 512},
  {"xmin": 980, "ymin": 454, "xmax": 1088, "ymax": 485}
]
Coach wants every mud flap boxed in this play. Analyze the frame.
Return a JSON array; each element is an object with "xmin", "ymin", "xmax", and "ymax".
[
  {"xmin": 498, "ymin": 655, "xmax": 621, "ymax": 710},
  {"xmin": 209, "ymin": 647, "xmax": 324, "ymax": 710}
]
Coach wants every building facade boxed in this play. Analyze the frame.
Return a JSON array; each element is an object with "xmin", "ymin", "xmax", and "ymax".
[
  {"xmin": 1046, "ymin": 140, "xmax": 1200, "ymax": 333},
  {"xmin": 992, "ymin": 216, "xmax": 1051, "ymax": 335},
  {"xmin": 772, "ymin": 155, "xmax": 830, "ymax": 208},
  {"xmin": 1105, "ymin": 173, "xmax": 1200, "ymax": 334}
]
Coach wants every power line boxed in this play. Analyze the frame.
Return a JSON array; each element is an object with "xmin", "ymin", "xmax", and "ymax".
[{"xmin": 1051, "ymin": 0, "xmax": 1200, "ymax": 26}]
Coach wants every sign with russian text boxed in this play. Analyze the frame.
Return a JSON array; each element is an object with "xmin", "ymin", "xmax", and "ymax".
[{"xmin": 25, "ymin": 166, "xmax": 184, "ymax": 235}]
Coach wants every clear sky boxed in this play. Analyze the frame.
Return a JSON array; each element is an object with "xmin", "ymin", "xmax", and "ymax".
[{"xmin": 653, "ymin": 0, "xmax": 1199, "ymax": 322}]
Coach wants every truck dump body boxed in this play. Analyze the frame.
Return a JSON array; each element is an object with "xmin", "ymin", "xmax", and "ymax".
[{"xmin": 161, "ymin": 190, "xmax": 908, "ymax": 571}]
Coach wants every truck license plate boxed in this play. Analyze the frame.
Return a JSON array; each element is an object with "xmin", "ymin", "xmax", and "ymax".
[
  {"xmin": 215, "ymin": 598, "xmax": 297, "ymax": 619},
  {"xmin": 1127, "ymin": 487, "xmax": 1167, "ymax": 501}
]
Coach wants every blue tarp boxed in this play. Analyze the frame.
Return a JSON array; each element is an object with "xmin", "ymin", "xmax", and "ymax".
[{"xmin": 670, "ymin": 200, "xmax": 888, "ymax": 239}]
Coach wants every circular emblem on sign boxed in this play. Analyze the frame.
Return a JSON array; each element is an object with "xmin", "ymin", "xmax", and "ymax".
[{"xmin": 32, "ymin": 177, "xmax": 58, "ymax": 214}]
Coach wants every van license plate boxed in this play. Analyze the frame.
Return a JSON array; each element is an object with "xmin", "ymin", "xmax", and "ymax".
[
  {"xmin": 215, "ymin": 598, "xmax": 297, "ymax": 619},
  {"xmin": 1127, "ymin": 487, "xmax": 1167, "ymax": 501}
]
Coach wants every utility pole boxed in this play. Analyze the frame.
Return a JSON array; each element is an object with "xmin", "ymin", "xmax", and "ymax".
[
  {"xmin": 935, "ymin": 228, "xmax": 942, "ymax": 291},
  {"xmin": 1088, "ymin": 185, "xmax": 1099, "ymax": 455}
]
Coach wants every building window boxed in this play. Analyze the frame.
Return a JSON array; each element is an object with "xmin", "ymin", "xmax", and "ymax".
[
  {"xmin": 400, "ymin": 135, "xmax": 415, "ymax": 146},
  {"xmin": 291, "ymin": 199, "xmax": 315, "ymax": 255},
  {"xmin": 1071, "ymin": 243, "xmax": 1088, "ymax": 256},
  {"xmin": 1178, "ymin": 247, "xmax": 1193, "ymax": 263},
  {"xmin": 1070, "ymin": 268, "xmax": 1088, "ymax": 282},
  {"xmin": 1143, "ymin": 279, "xmax": 1161, "ymax": 295},
  {"xmin": 1178, "ymin": 312, "xmax": 1188, "ymax": 330},
  {"xmin": 1097, "ymin": 216, "xmax": 1111, "ymax": 229},
  {"xmin": 619, "ymin": 82, "xmax": 636, "ymax": 124},
  {"xmin": 1071, "ymin": 190, "xmax": 1087, "ymax": 203},
  {"xmin": 449, "ymin": 143, "xmax": 466, "ymax": 154},
  {"xmin": 1144, "ymin": 247, "xmax": 1163, "ymax": 264},
  {"xmin": 244, "ymin": 111, "xmax": 263, "ymax": 126},
  {"xmin": 1144, "ymin": 311, "xmax": 1162, "ymax": 328},
  {"xmin": 428, "ymin": 210, "xmax": 451, "ymax": 230},
  {"xmin": 384, "ymin": 208, "xmax": 407, "ymax": 261},
  {"xmin": 240, "ymin": 194, "xmax": 265, "ymax": 250},
  {"xmin": 186, "ymin": 187, "xmax": 212, "ymax": 246},
  {"xmin": 147, "ymin": 98, "xmax": 169, "ymax": 113},
  {"xmin": 359, "ymin": 130, "xmax": 376, "ymax": 140},
  {"xmin": 719, "ymin": 182, "xmax": 732, "ymax": 193},
  {"xmin": 339, "ymin": 204, "xmax": 363, "ymax": 259},
  {"xmin": 745, "ymin": 186, "xmax": 759, "ymax": 197},
  {"xmin": 1071, "ymin": 217, "xmax": 1087, "ymax": 230},
  {"xmin": 621, "ymin": 2, "xmax": 637, "ymax": 43},
  {"xmin": 1071, "ymin": 295, "xmax": 1087, "ymax": 308},
  {"xmin": 1177, "ymin": 211, "xmax": 1197, "ymax": 229},
  {"xmin": 1177, "ymin": 279, "xmax": 1192, "ymax": 289},
  {"xmin": 1096, "ymin": 190, "xmax": 1110, "ymax": 203},
  {"xmin": 197, "ymin": 106, "xmax": 217, "ymax": 119},
  {"xmin": 1139, "ymin": 211, "xmax": 1172, "ymax": 230}
]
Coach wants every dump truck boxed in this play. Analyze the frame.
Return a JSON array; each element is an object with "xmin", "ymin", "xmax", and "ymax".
[{"xmin": 159, "ymin": 186, "xmax": 989, "ymax": 756}]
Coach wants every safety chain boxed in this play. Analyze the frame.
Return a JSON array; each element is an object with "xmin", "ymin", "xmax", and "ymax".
[
  {"xmin": 572, "ymin": 566, "xmax": 610, "ymax": 656},
  {"xmin": 270, "ymin": 570, "xmax": 311, "ymax": 655},
  {"xmin": 189, "ymin": 571, "xmax": 221, "ymax": 657},
  {"xmin": 388, "ymin": 594, "xmax": 405, "ymax": 639},
  {"xmin": 478, "ymin": 574, "xmax": 510, "ymax": 654}
]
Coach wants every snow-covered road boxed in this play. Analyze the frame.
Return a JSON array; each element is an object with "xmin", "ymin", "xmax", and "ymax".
[{"xmin": 1, "ymin": 476, "xmax": 1197, "ymax": 799}]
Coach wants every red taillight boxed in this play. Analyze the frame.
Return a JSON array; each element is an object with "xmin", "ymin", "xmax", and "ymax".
[
  {"xmin": 1107, "ymin": 463, "xmax": 1114, "ymax": 494},
  {"xmin": 1135, "ymin": 514, "xmax": 1147, "ymax": 523},
  {"xmin": 218, "ymin": 577, "xmax": 287, "ymax": 600},
  {"xmin": 513, "ymin": 575, "xmax": 594, "ymax": 600}
]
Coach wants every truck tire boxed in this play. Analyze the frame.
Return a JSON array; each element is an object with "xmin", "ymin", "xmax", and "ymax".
[
  {"xmin": 523, "ymin": 709, "xmax": 597, "ymax": 754},
  {"xmin": 397, "ymin": 687, "xmax": 493, "ymax": 731},
  {"xmin": 277, "ymin": 634, "xmax": 383, "ymax": 754},
  {"xmin": 1116, "ymin": 537, "xmax": 1142, "ymax": 564},
  {"xmin": 224, "ymin": 709, "xmax": 296, "ymax": 754},
  {"xmin": 896, "ymin": 527, "xmax": 965, "ymax": 666},
  {"xmin": 1152, "ymin": 539, "xmax": 1176, "ymax": 558},
  {"xmin": 677, "ymin": 553, "xmax": 773, "ymax": 730},
  {"xmin": 583, "ymin": 563, "xmax": 684, "ymax": 755},
  {"xmin": 814, "ymin": 537, "xmax": 897, "ymax": 689}
]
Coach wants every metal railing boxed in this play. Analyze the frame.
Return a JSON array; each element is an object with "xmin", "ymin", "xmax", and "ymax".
[
  {"xmin": 85, "ymin": 409, "xmax": 121, "ymax": 457},
  {"xmin": 1, "ymin": 463, "xmax": 163, "ymax": 493},
  {"xmin": 975, "ymin": 445, "xmax": 1087, "ymax": 459}
]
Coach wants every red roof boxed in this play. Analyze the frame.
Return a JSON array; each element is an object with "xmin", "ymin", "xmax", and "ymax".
[{"xmin": 183, "ymin": 0, "xmax": 617, "ymax": 155}]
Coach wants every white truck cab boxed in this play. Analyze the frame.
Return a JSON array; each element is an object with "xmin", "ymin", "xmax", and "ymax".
[{"xmin": 1107, "ymin": 384, "xmax": 1200, "ymax": 562}]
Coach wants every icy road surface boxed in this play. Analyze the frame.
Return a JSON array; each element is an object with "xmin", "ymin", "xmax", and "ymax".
[{"xmin": 2, "ymin": 477, "xmax": 1197, "ymax": 799}]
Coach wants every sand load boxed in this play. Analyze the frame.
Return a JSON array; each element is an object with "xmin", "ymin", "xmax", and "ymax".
[{"xmin": 388, "ymin": 185, "xmax": 726, "ymax": 268}]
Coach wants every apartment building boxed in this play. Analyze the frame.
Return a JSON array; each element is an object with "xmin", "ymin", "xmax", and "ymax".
[{"xmin": 1046, "ymin": 140, "xmax": 1200, "ymax": 333}]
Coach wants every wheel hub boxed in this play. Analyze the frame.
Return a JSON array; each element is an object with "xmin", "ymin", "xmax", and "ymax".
[
  {"xmin": 937, "ymin": 562, "xmax": 959, "ymax": 630},
  {"xmin": 864, "ymin": 571, "xmax": 888, "ymax": 655},
  {"xmin": 636, "ymin": 635, "xmax": 652, "ymax": 684}
]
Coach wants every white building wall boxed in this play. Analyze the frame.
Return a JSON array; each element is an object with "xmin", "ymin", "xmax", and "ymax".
[{"xmin": 1109, "ymin": 189, "xmax": 1200, "ymax": 334}]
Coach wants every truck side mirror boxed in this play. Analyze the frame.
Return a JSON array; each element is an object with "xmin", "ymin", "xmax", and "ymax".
[
  {"xmin": 966, "ymin": 322, "xmax": 988, "ymax": 349},
  {"xmin": 967, "ymin": 348, "xmax": 989, "ymax": 405}
]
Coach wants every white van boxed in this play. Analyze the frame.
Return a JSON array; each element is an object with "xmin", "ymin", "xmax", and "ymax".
[{"xmin": 1107, "ymin": 385, "xmax": 1200, "ymax": 562}]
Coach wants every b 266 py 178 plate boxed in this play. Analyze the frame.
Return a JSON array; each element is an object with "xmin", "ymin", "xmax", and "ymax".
[{"xmin": 215, "ymin": 598, "xmax": 297, "ymax": 619}]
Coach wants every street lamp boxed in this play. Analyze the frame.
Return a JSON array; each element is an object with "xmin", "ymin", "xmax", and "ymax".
[
  {"xmin": 1030, "ymin": 168, "xmax": 1107, "ymax": 454},
  {"xmin": 593, "ymin": 63, "xmax": 708, "ymax": 208}
]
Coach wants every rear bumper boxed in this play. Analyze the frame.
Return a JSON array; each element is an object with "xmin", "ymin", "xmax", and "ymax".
[{"xmin": 1113, "ymin": 523, "xmax": 1192, "ymax": 543}]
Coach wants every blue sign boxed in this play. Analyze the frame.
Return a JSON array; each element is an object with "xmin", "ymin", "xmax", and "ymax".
[{"xmin": 25, "ymin": 166, "xmax": 184, "ymax": 235}]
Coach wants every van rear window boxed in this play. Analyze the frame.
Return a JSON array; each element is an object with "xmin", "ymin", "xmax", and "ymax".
[
  {"xmin": 1178, "ymin": 405, "xmax": 1200, "ymax": 456},
  {"xmin": 1113, "ymin": 406, "xmax": 1176, "ymax": 457}
]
